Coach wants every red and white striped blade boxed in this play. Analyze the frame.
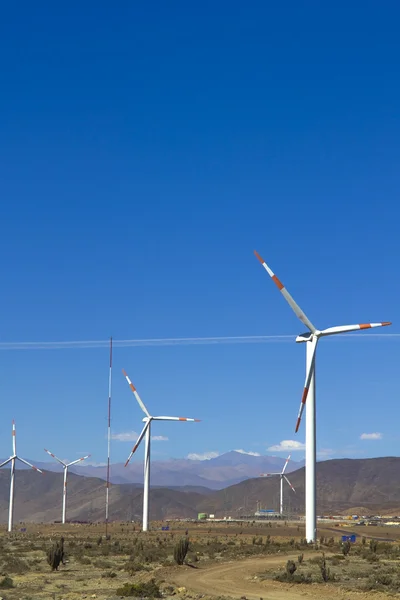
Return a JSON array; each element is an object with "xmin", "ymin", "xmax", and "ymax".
[
  {"xmin": 152, "ymin": 416, "xmax": 201, "ymax": 422},
  {"xmin": 284, "ymin": 475, "xmax": 295, "ymax": 492},
  {"xmin": 122, "ymin": 369, "xmax": 150, "ymax": 417},
  {"xmin": 320, "ymin": 322, "xmax": 391, "ymax": 337},
  {"xmin": 12, "ymin": 420, "xmax": 16, "ymax": 455},
  {"xmin": 124, "ymin": 421, "xmax": 150, "ymax": 467},
  {"xmin": 18, "ymin": 457, "xmax": 43, "ymax": 473},
  {"xmin": 44, "ymin": 448, "xmax": 66, "ymax": 466},
  {"xmin": 254, "ymin": 251, "xmax": 316, "ymax": 333},
  {"xmin": 281, "ymin": 454, "xmax": 291, "ymax": 474},
  {"xmin": 295, "ymin": 337, "xmax": 318, "ymax": 433},
  {"xmin": 68, "ymin": 454, "xmax": 91, "ymax": 467}
]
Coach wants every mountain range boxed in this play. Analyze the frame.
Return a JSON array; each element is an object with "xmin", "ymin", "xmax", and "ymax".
[
  {"xmin": 2, "ymin": 456, "xmax": 400, "ymax": 524},
  {"xmin": 1, "ymin": 451, "xmax": 305, "ymax": 490}
]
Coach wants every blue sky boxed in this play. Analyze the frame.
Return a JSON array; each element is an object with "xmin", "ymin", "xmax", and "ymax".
[{"xmin": 0, "ymin": 1, "xmax": 399, "ymax": 468}]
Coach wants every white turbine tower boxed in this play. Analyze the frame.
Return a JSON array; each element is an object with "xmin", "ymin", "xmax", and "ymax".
[
  {"xmin": 44, "ymin": 448, "xmax": 90, "ymax": 524},
  {"xmin": 122, "ymin": 369, "xmax": 200, "ymax": 532},
  {"xmin": 254, "ymin": 250, "xmax": 391, "ymax": 542},
  {"xmin": 0, "ymin": 420, "xmax": 43, "ymax": 532},
  {"xmin": 260, "ymin": 455, "xmax": 295, "ymax": 516}
]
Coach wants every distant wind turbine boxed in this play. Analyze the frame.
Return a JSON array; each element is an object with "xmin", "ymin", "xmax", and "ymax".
[
  {"xmin": 44, "ymin": 448, "xmax": 90, "ymax": 524},
  {"xmin": 0, "ymin": 421, "xmax": 43, "ymax": 532},
  {"xmin": 122, "ymin": 369, "xmax": 200, "ymax": 532},
  {"xmin": 260, "ymin": 454, "xmax": 295, "ymax": 516}
]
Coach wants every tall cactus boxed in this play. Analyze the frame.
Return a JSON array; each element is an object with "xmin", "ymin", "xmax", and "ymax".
[
  {"xmin": 173, "ymin": 537, "xmax": 189, "ymax": 565},
  {"xmin": 47, "ymin": 537, "xmax": 65, "ymax": 571}
]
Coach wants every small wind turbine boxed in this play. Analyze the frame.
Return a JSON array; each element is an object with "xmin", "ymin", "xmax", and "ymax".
[
  {"xmin": 44, "ymin": 448, "xmax": 90, "ymax": 524},
  {"xmin": 122, "ymin": 369, "xmax": 200, "ymax": 532},
  {"xmin": 254, "ymin": 250, "xmax": 391, "ymax": 542},
  {"xmin": 260, "ymin": 455, "xmax": 295, "ymax": 516},
  {"xmin": 0, "ymin": 420, "xmax": 43, "ymax": 532}
]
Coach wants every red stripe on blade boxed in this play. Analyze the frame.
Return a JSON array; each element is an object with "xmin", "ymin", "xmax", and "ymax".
[
  {"xmin": 272, "ymin": 275, "xmax": 284, "ymax": 290},
  {"xmin": 301, "ymin": 387, "xmax": 308, "ymax": 404},
  {"xmin": 295, "ymin": 418, "xmax": 301, "ymax": 433}
]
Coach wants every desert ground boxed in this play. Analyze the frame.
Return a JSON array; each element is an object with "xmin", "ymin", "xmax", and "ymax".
[{"xmin": 0, "ymin": 520, "xmax": 400, "ymax": 599}]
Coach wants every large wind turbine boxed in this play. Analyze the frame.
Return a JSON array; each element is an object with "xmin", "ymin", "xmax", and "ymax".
[
  {"xmin": 254, "ymin": 250, "xmax": 391, "ymax": 542},
  {"xmin": 0, "ymin": 421, "xmax": 43, "ymax": 532},
  {"xmin": 44, "ymin": 448, "xmax": 90, "ymax": 524},
  {"xmin": 122, "ymin": 369, "xmax": 200, "ymax": 532},
  {"xmin": 260, "ymin": 455, "xmax": 295, "ymax": 516}
]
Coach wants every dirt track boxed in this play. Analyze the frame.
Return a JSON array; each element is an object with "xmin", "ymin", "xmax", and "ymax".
[{"xmin": 168, "ymin": 554, "xmax": 387, "ymax": 600}]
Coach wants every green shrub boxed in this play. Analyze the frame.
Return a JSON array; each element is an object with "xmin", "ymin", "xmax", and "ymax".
[
  {"xmin": 101, "ymin": 571, "xmax": 117, "ymax": 578},
  {"xmin": 0, "ymin": 555, "xmax": 30, "ymax": 574},
  {"xmin": 0, "ymin": 575, "xmax": 14, "ymax": 589},
  {"xmin": 116, "ymin": 579, "xmax": 161, "ymax": 597}
]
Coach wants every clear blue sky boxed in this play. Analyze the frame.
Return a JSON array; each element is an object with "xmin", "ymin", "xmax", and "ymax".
[{"xmin": 0, "ymin": 1, "xmax": 399, "ymax": 467}]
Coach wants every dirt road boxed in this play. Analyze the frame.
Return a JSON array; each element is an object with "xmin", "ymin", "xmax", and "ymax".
[{"xmin": 167, "ymin": 554, "xmax": 386, "ymax": 600}]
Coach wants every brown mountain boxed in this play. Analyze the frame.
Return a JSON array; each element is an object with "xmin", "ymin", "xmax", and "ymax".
[
  {"xmin": 197, "ymin": 457, "xmax": 400, "ymax": 515},
  {"xmin": 0, "ymin": 470, "xmax": 203, "ymax": 524},
  {"xmin": 1, "ymin": 457, "xmax": 400, "ymax": 524}
]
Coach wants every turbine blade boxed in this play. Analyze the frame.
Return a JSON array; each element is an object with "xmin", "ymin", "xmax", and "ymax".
[
  {"xmin": 320, "ymin": 322, "xmax": 392, "ymax": 337},
  {"xmin": 44, "ymin": 448, "xmax": 66, "ymax": 466},
  {"xmin": 281, "ymin": 454, "xmax": 291, "ymax": 474},
  {"xmin": 259, "ymin": 472, "xmax": 280, "ymax": 477},
  {"xmin": 122, "ymin": 369, "xmax": 150, "ymax": 417},
  {"xmin": 152, "ymin": 416, "xmax": 200, "ymax": 422},
  {"xmin": 284, "ymin": 475, "xmax": 296, "ymax": 492},
  {"xmin": 124, "ymin": 421, "xmax": 150, "ymax": 467},
  {"xmin": 68, "ymin": 454, "xmax": 91, "ymax": 467},
  {"xmin": 12, "ymin": 420, "xmax": 16, "ymax": 455},
  {"xmin": 0, "ymin": 458, "xmax": 12, "ymax": 469},
  {"xmin": 295, "ymin": 337, "xmax": 318, "ymax": 433},
  {"xmin": 254, "ymin": 251, "xmax": 316, "ymax": 333},
  {"xmin": 17, "ymin": 457, "xmax": 43, "ymax": 473}
]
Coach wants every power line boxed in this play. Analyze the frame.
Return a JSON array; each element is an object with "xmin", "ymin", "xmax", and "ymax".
[{"xmin": 0, "ymin": 333, "xmax": 398, "ymax": 350}]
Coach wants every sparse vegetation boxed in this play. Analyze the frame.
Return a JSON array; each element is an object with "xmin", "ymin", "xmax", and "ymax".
[{"xmin": 0, "ymin": 521, "xmax": 400, "ymax": 598}]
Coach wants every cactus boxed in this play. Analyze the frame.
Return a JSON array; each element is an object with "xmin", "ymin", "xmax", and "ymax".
[
  {"xmin": 47, "ymin": 537, "xmax": 65, "ymax": 571},
  {"xmin": 173, "ymin": 538, "xmax": 190, "ymax": 565}
]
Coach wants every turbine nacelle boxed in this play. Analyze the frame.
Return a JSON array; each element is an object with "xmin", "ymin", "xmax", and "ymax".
[{"xmin": 296, "ymin": 332, "xmax": 315, "ymax": 343}]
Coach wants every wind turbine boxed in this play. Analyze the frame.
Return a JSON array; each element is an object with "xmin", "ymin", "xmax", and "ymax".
[
  {"xmin": 44, "ymin": 448, "xmax": 90, "ymax": 524},
  {"xmin": 254, "ymin": 250, "xmax": 391, "ymax": 542},
  {"xmin": 122, "ymin": 369, "xmax": 200, "ymax": 532},
  {"xmin": 0, "ymin": 420, "xmax": 43, "ymax": 532},
  {"xmin": 260, "ymin": 454, "xmax": 295, "ymax": 516}
]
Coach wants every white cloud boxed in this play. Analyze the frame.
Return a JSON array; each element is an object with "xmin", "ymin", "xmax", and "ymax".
[
  {"xmin": 186, "ymin": 451, "xmax": 220, "ymax": 461},
  {"xmin": 317, "ymin": 448, "xmax": 334, "ymax": 459},
  {"xmin": 234, "ymin": 449, "xmax": 261, "ymax": 456},
  {"xmin": 267, "ymin": 440, "xmax": 306, "ymax": 452},
  {"xmin": 111, "ymin": 431, "xmax": 169, "ymax": 443},
  {"xmin": 111, "ymin": 431, "xmax": 138, "ymax": 442},
  {"xmin": 77, "ymin": 461, "xmax": 107, "ymax": 467},
  {"xmin": 360, "ymin": 432, "xmax": 382, "ymax": 440}
]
